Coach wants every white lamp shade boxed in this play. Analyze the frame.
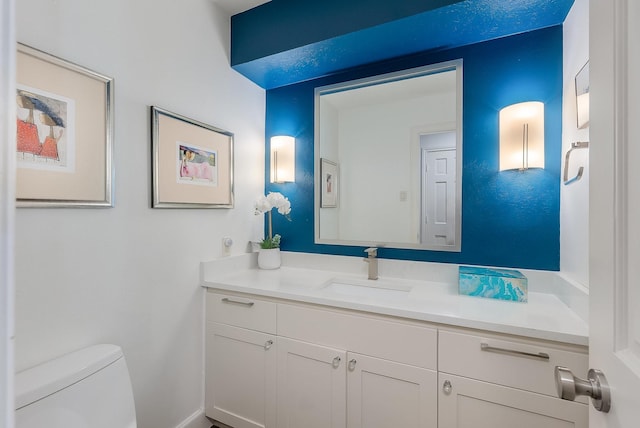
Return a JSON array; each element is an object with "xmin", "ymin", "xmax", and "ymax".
[
  {"xmin": 499, "ymin": 101, "xmax": 545, "ymax": 171},
  {"xmin": 576, "ymin": 92, "xmax": 589, "ymax": 129},
  {"xmin": 270, "ymin": 136, "xmax": 295, "ymax": 183}
]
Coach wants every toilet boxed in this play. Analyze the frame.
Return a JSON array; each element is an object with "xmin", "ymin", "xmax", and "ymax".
[{"xmin": 15, "ymin": 344, "xmax": 137, "ymax": 427}]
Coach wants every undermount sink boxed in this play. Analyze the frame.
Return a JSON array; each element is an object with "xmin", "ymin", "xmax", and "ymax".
[{"xmin": 321, "ymin": 277, "xmax": 412, "ymax": 299}]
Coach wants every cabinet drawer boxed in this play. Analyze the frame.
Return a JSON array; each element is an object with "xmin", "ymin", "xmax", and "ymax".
[
  {"xmin": 278, "ymin": 303, "xmax": 437, "ymax": 369},
  {"xmin": 438, "ymin": 330, "xmax": 588, "ymax": 400},
  {"xmin": 206, "ymin": 291, "xmax": 276, "ymax": 334}
]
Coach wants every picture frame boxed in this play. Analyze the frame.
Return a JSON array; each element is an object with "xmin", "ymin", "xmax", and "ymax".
[
  {"xmin": 151, "ymin": 106, "xmax": 234, "ymax": 208},
  {"xmin": 320, "ymin": 158, "xmax": 338, "ymax": 208},
  {"xmin": 575, "ymin": 60, "xmax": 590, "ymax": 129},
  {"xmin": 15, "ymin": 43, "xmax": 114, "ymax": 207}
]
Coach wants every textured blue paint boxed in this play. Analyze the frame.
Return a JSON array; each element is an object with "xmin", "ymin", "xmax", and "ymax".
[
  {"xmin": 265, "ymin": 27, "xmax": 562, "ymax": 271},
  {"xmin": 232, "ymin": 0, "xmax": 574, "ymax": 89},
  {"xmin": 232, "ymin": 0, "xmax": 463, "ymax": 64}
]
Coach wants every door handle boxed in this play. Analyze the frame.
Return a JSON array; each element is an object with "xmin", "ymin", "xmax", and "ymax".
[{"xmin": 555, "ymin": 366, "xmax": 611, "ymax": 413}]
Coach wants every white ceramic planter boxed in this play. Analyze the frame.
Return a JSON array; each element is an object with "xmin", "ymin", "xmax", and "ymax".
[{"xmin": 258, "ymin": 248, "xmax": 281, "ymax": 269}]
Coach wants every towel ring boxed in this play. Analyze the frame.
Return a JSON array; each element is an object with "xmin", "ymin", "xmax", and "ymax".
[{"xmin": 563, "ymin": 142, "xmax": 589, "ymax": 185}]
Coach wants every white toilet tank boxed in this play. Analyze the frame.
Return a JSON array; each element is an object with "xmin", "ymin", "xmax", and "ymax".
[{"xmin": 15, "ymin": 344, "xmax": 137, "ymax": 428}]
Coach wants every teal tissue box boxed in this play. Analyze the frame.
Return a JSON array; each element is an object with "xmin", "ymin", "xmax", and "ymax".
[{"xmin": 458, "ymin": 266, "xmax": 528, "ymax": 302}]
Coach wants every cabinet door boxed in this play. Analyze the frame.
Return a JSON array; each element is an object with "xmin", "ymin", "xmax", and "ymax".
[
  {"xmin": 347, "ymin": 352, "xmax": 437, "ymax": 428},
  {"xmin": 277, "ymin": 337, "xmax": 347, "ymax": 428},
  {"xmin": 438, "ymin": 373, "xmax": 588, "ymax": 428},
  {"xmin": 206, "ymin": 322, "xmax": 277, "ymax": 428}
]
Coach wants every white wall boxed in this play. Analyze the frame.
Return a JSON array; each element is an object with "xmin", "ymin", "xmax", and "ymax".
[
  {"xmin": 561, "ymin": 0, "xmax": 590, "ymax": 287},
  {"xmin": 318, "ymin": 101, "xmax": 339, "ymax": 239},
  {"xmin": 339, "ymin": 92, "xmax": 455, "ymax": 243},
  {"xmin": 14, "ymin": 1, "xmax": 265, "ymax": 427}
]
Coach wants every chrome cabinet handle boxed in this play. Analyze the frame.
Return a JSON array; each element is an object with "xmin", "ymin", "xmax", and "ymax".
[
  {"xmin": 555, "ymin": 366, "xmax": 611, "ymax": 413},
  {"xmin": 348, "ymin": 359, "xmax": 357, "ymax": 371},
  {"xmin": 332, "ymin": 356, "xmax": 341, "ymax": 368},
  {"xmin": 221, "ymin": 297, "xmax": 255, "ymax": 307},
  {"xmin": 264, "ymin": 340, "xmax": 273, "ymax": 351},
  {"xmin": 480, "ymin": 343, "xmax": 550, "ymax": 361},
  {"xmin": 443, "ymin": 380, "xmax": 452, "ymax": 394}
]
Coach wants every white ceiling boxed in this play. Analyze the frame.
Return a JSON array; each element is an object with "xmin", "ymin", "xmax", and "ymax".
[{"xmin": 210, "ymin": 0, "xmax": 270, "ymax": 16}]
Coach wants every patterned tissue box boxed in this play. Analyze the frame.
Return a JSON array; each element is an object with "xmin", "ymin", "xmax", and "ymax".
[{"xmin": 458, "ymin": 266, "xmax": 528, "ymax": 302}]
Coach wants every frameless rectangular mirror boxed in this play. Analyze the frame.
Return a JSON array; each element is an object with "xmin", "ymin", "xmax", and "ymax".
[{"xmin": 314, "ymin": 59, "xmax": 463, "ymax": 251}]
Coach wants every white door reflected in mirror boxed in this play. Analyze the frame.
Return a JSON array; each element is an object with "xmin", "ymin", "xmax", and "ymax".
[{"xmin": 421, "ymin": 131, "xmax": 457, "ymax": 247}]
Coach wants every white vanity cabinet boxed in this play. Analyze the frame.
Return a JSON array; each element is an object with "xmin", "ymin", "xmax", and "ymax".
[
  {"xmin": 346, "ymin": 352, "xmax": 438, "ymax": 428},
  {"xmin": 205, "ymin": 292, "xmax": 278, "ymax": 428},
  {"xmin": 437, "ymin": 330, "xmax": 589, "ymax": 428},
  {"xmin": 276, "ymin": 337, "xmax": 438, "ymax": 428},
  {"xmin": 276, "ymin": 303, "xmax": 438, "ymax": 428},
  {"xmin": 276, "ymin": 337, "xmax": 347, "ymax": 428},
  {"xmin": 204, "ymin": 289, "xmax": 588, "ymax": 428}
]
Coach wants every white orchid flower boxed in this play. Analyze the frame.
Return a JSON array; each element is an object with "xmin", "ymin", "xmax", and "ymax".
[{"xmin": 254, "ymin": 192, "xmax": 292, "ymax": 248}]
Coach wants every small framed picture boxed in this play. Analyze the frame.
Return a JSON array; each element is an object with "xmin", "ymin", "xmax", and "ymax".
[
  {"xmin": 320, "ymin": 158, "xmax": 338, "ymax": 208},
  {"xmin": 15, "ymin": 43, "xmax": 114, "ymax": 207},
  {"xmin": 151, "ymin": 106, "xmax": 234, "ymax": 208}
]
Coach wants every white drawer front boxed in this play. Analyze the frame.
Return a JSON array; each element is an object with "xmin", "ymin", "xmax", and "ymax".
[
  {"xmin": 438, "ymin": 372, "xmax": 588, "ymax": 428},
  {"xmin": 207, "ymin": 291, "xmax": 276, "ymax": 334},
  {"xmin": 439, "ymin": 330, "xmax": 588, "ymax": 400},
  {"xmin": 278, "ymin": 303, "xmax": 437, "ymax": 369}
]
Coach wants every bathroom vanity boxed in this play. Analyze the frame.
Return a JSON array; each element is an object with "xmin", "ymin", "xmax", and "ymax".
[{"xmin": 201, "ymin": 253, "xmax": 589, "ymax": 428}]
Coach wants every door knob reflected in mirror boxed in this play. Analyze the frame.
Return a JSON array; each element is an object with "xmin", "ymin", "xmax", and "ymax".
[{"xmin": 555, "ymin": 366, "xmax": 611, "ymax": 413}]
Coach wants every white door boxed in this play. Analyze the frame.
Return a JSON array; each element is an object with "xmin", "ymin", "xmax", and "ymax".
[
  {"xmin": 587, "ymin": 0, "xmax": 640, "ymax": 426},
  {"xmin": 277, "ymin": 337, "xmax": 346, "ymax": 428},
  {"xmin": 422, "ymin": 148, "xmax": 456, "ymax": 246},
  {"xmin": 347, "ymin": 352, "xmax": 437, "ymax": 428}
]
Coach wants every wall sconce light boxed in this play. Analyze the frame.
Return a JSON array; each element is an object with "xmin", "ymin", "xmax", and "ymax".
[
  {"xmin": 499, "ymin": 101, "xmax": 545, "ymax": 171},
  {"xmin": 576, "ymin": 92, "xmax": 589, "ymax": 129},
  {"xmin": 575, "ymin": 61, "xmax": 589, "ymax": 129},
  {"xmin": 270, "ymin": 135, "xmax": 295, "ymax": 183}
]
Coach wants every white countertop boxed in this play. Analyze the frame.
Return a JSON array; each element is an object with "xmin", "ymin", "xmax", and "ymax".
[{"xmin": 201, "ymin": 253, "xmax": 589, "ymax": 347}]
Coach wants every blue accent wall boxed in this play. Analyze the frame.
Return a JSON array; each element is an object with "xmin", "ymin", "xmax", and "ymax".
[
  {"xmin": 232, "ymin": 0, "xmax": 573, "ymax": 89},
  {"xmin": 232, "ymin": 0, "xmax": 464, "ymax": 64},
  {"xmin": 266, "ymin": 26, "xmax": 563, "ymax": 271}
]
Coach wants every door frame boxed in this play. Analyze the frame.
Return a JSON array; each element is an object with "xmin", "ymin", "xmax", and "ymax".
[
  {"xmin": 0, "ymin": 0, "xmax": 16, "ymax": 427},
  {"xmin": 411, "ymin": 124, "xmax": 461, "ymax": 251}
]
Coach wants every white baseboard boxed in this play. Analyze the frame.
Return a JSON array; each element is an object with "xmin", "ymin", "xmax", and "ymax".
[{"xmin": 176, "ymin": 408, "xmax": 211, "ymax": 428}]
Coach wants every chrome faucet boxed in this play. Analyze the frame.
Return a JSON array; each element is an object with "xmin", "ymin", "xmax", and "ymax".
[{"xmin": 364, "ymin": 247, "xmax": 378, "ymax": 280}]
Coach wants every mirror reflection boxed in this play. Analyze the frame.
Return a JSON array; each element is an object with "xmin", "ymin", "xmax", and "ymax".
[{"xmin": 314, "ymin": 60, "xmax": 463, "ymax": 251}]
